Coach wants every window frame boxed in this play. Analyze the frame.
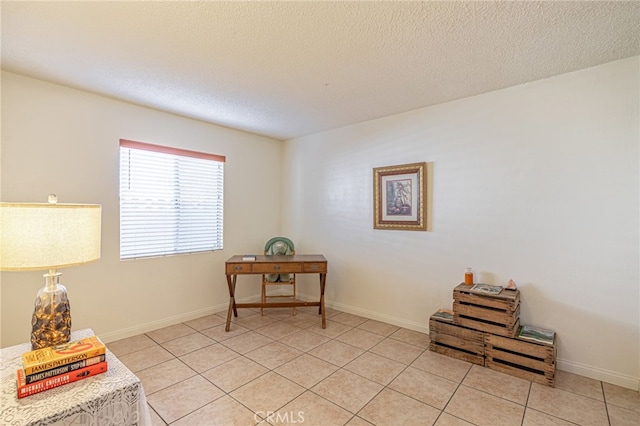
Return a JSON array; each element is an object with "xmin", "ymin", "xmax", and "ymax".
[{"xmin": 119, "ymin": 139, "xmax": 225, "ymax": 260}]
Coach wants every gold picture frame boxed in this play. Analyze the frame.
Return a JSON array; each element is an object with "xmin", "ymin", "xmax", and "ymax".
[{"xmin": 373, "ymin": 162, "xmax": 427, "ymax": 231}]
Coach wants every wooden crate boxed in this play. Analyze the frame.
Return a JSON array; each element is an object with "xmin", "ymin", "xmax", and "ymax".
[
  {"xmin": 429, "ymin": 315, "xmax": 485, "ymax": 366},
  {"xmin": 485, "ymin": 333, "xmax": 556, "ymax": 386},
  {"xmin": 453, "ymin": 283, "xmax": 520, "ymax": 337}
]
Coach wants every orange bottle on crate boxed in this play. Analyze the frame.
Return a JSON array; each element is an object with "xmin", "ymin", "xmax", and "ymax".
[{"xmin": 464, "ymin": 267, "xmax": 474, "ymax": 285}]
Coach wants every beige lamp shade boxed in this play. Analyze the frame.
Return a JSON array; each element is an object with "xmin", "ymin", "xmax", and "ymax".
[{"xmin": 0, "ymin": 202, "xmax": 102, "ymax": 271}]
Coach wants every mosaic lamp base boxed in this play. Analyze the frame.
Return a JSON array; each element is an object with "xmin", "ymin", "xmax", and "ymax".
[{"xmin": 31, "ymin": 271, "xmax": 72, "ymax": 350}]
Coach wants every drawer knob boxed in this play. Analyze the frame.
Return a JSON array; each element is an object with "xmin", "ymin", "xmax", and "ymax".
[
  {"xmin": 310, "ymin": 265, "xmax": 318, "ymax": 270},
  {"xmin": 273, "ymin": 265, "xmax": 281, "ymax": 271},
  {"xmin": 235, "ymin": 266, "xmax": 242, "ymax": 271}
]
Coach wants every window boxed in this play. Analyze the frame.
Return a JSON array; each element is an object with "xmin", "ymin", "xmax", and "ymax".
[{"xmin": 119, "ymin": 139, "xmax": 225, "ymax": 260}]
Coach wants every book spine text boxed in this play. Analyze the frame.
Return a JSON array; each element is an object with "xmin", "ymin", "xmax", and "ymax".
[
  {"xmin": 17, "ymin": 361, "xmax": 108, "ymax": 399},
  {"xmin": 22, "ymin": 336, "xmax": 106, "ymax": 375},
  {"xmin": 24, "ymin": 354, "xmax": 106, "ymax": 384}
]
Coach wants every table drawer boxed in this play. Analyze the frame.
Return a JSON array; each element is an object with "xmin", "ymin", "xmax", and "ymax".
[
  {"xmin": 251, "ymin": 263, "xmax": 302, "ymax": 274},
  {"xmin": 303, "ymin": 262, "xmax": 327, "ymax": 273},
  {"xmin": 226, "ymin": 263, "xmax": 253, "ymax": 274}
]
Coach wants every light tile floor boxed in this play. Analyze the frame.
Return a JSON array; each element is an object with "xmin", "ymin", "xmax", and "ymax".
[{"xmin": 107, "ymin": 306, "xmax": 640, "ymax": 425}]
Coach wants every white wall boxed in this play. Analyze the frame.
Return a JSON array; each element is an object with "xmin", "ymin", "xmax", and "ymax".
[
  {"xmin": 283, "ymin": 57, "xmax": 640, "ymax": 390},
  {"xmin": 1, "ymin": 71, "xmax": 284, "ymax": 347},
  {"xmin": 2, "ymin": 57, "xmax": 638, "ymax": 390}
]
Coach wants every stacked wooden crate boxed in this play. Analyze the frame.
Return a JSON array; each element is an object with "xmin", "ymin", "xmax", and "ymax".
[
  {"xmin": 485, "ymin": 333, "xmax": 556, "ymax": 386},
  {"xmin": 429, "ymin": 283, "xmax": 557, "ymax": 386},
  {"xmin": 429, "ymin": 314, "xmax": 485, "ymax": 366},
  {"xmin": 453, "ymin": 283, "xmax": 520, "ymax": 337}
]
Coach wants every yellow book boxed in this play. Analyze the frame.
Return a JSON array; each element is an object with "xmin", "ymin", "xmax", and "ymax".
[{"xmin": 22, "ymin": 336, "xmax": 106, "ymax": 376}]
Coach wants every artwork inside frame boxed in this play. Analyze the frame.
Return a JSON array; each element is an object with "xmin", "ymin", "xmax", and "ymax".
[{"xmin": 373, "ymin": 162, "xmax": 427, "ymax": 231}]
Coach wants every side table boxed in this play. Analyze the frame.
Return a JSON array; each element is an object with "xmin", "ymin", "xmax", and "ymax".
[{"xmin": 0, "ymin": 328, "xmax": 151, "ymax": 426}]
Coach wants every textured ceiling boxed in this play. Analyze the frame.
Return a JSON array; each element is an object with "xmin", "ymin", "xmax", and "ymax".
[{"xmin": 2, "ymin": 1, "xmax": 639, "ymax": 141}]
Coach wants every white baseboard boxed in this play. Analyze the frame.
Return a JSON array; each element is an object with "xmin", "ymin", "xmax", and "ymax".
[
  {"xmin": 100, "ymin": 293, "xmax": 271, "ymax": 343},
  {"xmin": 325, "ymin": 299, "xmax": 429, "ymax": 335},
  {"xmin": 557, "ymin": 358, "xmax": 639, "ymax": 391},
  {"xmin": 99, "ymin": 302, "xmax": 230, "ymax": 343},
  {"xmin": 319, "ymin": 293, "xmax": 640, "ymax": 391},
  {"xmin": 100, "ymin": 293, "xmax": 639, "ymax": 391}
]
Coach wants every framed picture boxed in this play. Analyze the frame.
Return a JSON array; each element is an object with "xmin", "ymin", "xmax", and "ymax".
[{"xmin": 373, "ymin": 162, "xmax": 427, "ymax": 231}]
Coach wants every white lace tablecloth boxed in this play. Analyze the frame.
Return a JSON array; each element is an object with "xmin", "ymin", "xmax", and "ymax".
[{"xmin": 0, "ymin": 329, "xmax": 151, "ymax": 426}]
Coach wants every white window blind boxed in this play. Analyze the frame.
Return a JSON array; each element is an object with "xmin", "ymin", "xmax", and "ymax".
[{"xmin": 119, "ymin": 139, "xmax": 225, "ymax": 260}]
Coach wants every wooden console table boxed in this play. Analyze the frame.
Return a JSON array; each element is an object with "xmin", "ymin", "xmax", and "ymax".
[{"xmin": 225, "ymin": 254, "xmax": 328, "ymax": 331}]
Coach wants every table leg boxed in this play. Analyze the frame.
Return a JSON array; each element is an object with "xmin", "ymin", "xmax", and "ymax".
[
  {"xmin": 231, "ymin": 275, "xmax": 238, "ymax": 317},
  {"xmin": 319, "ymin": 272, "xmax": 326, "ymax": 329},
  {"xmin": 226, "ymin": 274, "xmax": 238, "ymax": 332}
]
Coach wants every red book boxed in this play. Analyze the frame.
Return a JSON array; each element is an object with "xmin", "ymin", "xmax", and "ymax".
[{"xmin": 16, "ymin": 361, "xmax": 108, "ymax": 399}]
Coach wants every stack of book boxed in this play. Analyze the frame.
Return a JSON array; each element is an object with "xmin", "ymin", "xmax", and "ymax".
[
  {"xmin": 518, "ymin": 324, "xmax": 555, "ymax": 345},
  {"xmin": 16, "ymin": 336, "xmax": 108, "ymax": 399},
  {"xmin": 468, "ymin": 283, "xmax": 503, "ymax": 296}
]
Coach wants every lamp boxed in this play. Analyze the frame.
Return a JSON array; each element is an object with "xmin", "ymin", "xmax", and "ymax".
[{"xmin": 0, "ymin": 195, "xmax": 101, "ymax": 349}]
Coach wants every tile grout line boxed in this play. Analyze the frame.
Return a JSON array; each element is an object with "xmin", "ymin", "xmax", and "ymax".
[{"xmin": 111, "ymin": 310, "xmax": 632, "ymax": 425}]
